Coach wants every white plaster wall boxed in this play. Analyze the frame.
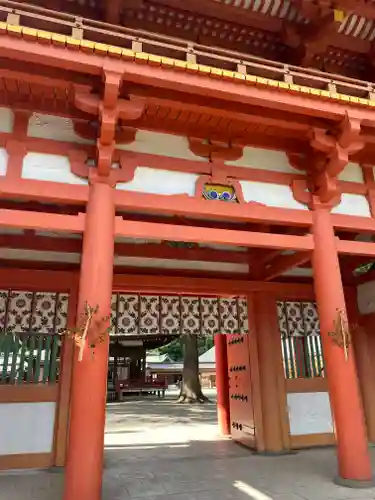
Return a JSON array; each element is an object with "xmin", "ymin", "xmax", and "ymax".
[
  {"xmin": 283, "ymin": 268, "xmax": 313, "ymax": 277},
  {"xmin": 117, "ymin": 166, "xmax": 198, "ymax": 196},
  {"xmin": 357, "ymin": 280, "xmax": 375, "ymax": 315},
  {"xmin": 287, "ymin": 392, "xmax": 333, "ymax": 436},
  {"xmin": 0, "ymin": 248, "xmax": 80, "ymax": 263},
  {"xmin": 240, "ymin": 181, "xmax": 307, "ymax": 210},
  {"xmin": 226, "ymin": 147, "xmax": 299, "ymax": 173},
  {"xmin": 331, "ymin": 194, "xmax": 371, "ymax": 217},
  {"xmin": 0, "ymin": 147, "xmax": 8, "ymax": 176},
  {"xmin": 338, "ymin": 162, "xmax": 364, "ymax": 183},
  {"xmin": 27, "ymin": 114, "xmax": 94, "ymax": 144},
  {"xmin": 0, "ymin": 402, "xmax": 56, "ymax": 455},
  {"xmin": 22, "ymin": 153, "xmax": 88, "ymax": 185},
  {"xmin": 117, "ymin": 131, "xmax": 208, "ymax": 161},
  {"xmin": 0, "ymin": 107, "xmax": 14, "ymax": 133}
]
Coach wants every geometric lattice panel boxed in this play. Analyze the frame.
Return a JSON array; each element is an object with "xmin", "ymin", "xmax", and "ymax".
[
  {"xmin": 0, "ymin": 290, "xmax": 69, "ymax": 334},
  {"xmin": 181, "ymin": 296, "xmax": 200, "ymax": 335},
  {"xmin": 139, "ymin": 295, "xmax": 160, "ymax": 335},
  {"xmin": 161, "ymin": 296, "xmax": 180, "ymax": 335},
  {"xmin": 277, "ymin": 301, "xmax": 320, "ymax": 338},
  {"xmin": 220, "ymin": 297, "xmax": 239, "ymax": 334},
  {"xmin": 111, "ymin": 293, "xmax": 250, "ymax": 337},
  {"xmin": 201, "ymin": 297, "xmax": 219, "ymax": 336}
]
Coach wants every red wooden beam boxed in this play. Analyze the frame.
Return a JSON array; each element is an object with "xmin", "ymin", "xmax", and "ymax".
[
  {"xmin": 113, "ymin": 273, "xmax": 314, "ymax": 297},
  {"xmin": 115, "ymin": 192, "xmax": 313, "ymax": 227},
  {"xmin": 337, "ymin": 239, "xmax": 375, "ymax": 257},
  {"xmin": 333, "ymin": 214, "xmax": 375, "ymax": 234},
  {"xmin": 0, "ymin": 178, "xmax": 88, "ymax": 205},
  {"xmin": 0, "ymin": 267, "xmax": 76, "ymax": 291},
  {"xmin": 263, "ymin": 251, "xmax": 311, "ymax": 281},
  {"xmin": 115, "ymin": 218, "xmax": 314, "ymax": 251},
  {"xmin": 0, "ymin": 233, "xmax": 250, "ymax": 263},
  {"xmin": 1, "ymin": 35, "xmax": 375, "ymax": 124},
  {"xmin": 0, "ymin": 209, "xmax": 84, "ymax": 233}
]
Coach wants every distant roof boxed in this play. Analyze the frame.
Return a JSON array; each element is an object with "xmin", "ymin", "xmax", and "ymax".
[
  {"xmin": 146, "ymin": 353, "xmax": 171, "ymax": 364},
  {"xmin": 199, "ymin": 347, "xmax": 215, "ymax": 364}
]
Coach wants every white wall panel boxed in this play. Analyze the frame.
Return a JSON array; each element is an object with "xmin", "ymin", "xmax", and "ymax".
[
  {"xmin": 332, "ymin": 194, "xmax": 371, "ymax": 217},
  {"xmin": 117, "ymin": 131, "xmax": 207, "ymax": 161},
  {"xmin": 226, "ymin": 147, "xmax": 299, "ymax": 173},
  {"xmin": 357, "ymin": 281, "xmax": 375, "ymax": 315},
  {"xmin": 22, "ymin": 153, "xmax": 88, "ymax": 185},
  {"xmin": 117, "ymin": 166, "xmax": 198, "ymax": 196},
  {"xmin": 240, "ymin": 181, "xmax": 307, "ymax": 210},
  {"xmin": 0, "ymin": 148, "xmax": 8, "ymax": 176},
  {"xmin": 0, "ymin": 107, "xmax": 14, "ymax": 133},
  {"xmin": 287, "ymin": 392, "xmax": 333, "ymax": 436},
  {"xmin": 0, "ymin": 402, "xmax": 56, "ymax": 455},
  {"xmin": 27, "ymin": 114, "xmax": 94, "ymax": 144},
  {"xmin": 338, "ymin": 162, "xmax": 364, "ymax": 183}
]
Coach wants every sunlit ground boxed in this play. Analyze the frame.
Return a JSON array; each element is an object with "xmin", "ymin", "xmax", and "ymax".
[{"xmin": 1, "ymin": 389, "xmax": 375, "ymax": 499}]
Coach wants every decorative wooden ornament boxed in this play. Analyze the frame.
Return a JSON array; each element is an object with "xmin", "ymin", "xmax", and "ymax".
[
  {"xmin": 202, "ymin": 183, "xmax": 237, "ymax": 202},
  {"xmin": 328, "ymin": 309, "xmax": 351, "ymax": 361},
  {"xmin": 61, "ymin": 302, "xmax": 111, "ymax": 361}
]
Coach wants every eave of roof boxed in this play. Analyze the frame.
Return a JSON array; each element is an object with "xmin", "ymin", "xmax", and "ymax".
[{"xmin": 0, "ymin": 21, "xmax": 374, "ymax": 111}]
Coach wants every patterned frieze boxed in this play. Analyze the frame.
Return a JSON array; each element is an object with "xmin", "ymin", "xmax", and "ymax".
[{"xmin": 110, "ymin": 293, "xmax": 249, "ymax": 336}]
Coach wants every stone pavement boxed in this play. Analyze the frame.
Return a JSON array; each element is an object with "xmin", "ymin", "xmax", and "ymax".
[{"xmin": 1, "ymin": 390, "xmax": 375, "ymax": 500}]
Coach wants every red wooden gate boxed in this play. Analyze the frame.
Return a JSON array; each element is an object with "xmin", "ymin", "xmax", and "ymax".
[{"xmin": 227, "ymin": 333, "xmax": 256, "ymax": 449}]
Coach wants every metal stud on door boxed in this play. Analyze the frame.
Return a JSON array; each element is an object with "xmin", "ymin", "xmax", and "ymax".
[{"xmin": 227, "ymin": 333, "xmax": 256, "ymax": 449}]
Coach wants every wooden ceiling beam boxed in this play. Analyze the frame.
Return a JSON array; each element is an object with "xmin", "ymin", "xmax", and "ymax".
[
  {"xmin": 283, "ymin": 4, "xmax": 344, "ymax": 67},
  {"xmin": 115, "ymin": 218, "xmax": 314, "ymax": 251},
  {"xmin": 263, "ymin": 251, "xmax": 311, "ymax": 281},
  {"xmin": 150, "ymin": 0, "xmax": 283, "ymax": 33},
  {"xmin": 0, "ymin": 233, "xmax": 250, "ymax": 263},
  {"xmin": 2, "ymin": 33, "xmax": 375, "ymax": 126}
]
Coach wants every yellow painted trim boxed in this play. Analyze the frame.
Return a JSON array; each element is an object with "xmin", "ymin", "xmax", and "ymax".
[{"xmin": 2, "ymin": 22, "xmax": 374, "ymax": 109}]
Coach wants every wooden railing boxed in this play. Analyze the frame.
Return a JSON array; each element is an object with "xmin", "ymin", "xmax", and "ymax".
[
  {"xmin": 1, "ymin": 0, "xmax": 375, "ymax": 100},
  {"xmin": 0, "ymin": 331, "xmax": 61, "ymax": 385}
]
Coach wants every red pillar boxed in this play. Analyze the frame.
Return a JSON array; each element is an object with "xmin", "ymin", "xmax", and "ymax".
[
  {"xmin": 215, "ymin": 333, "xmax": 230, "ymax": 435},
  {"xmin": 312, "ymin": 206, "xmax": 373, "ymax": 486},
  {"xmin": 63, "ymin": 181, "xmax": 115, "ymax": 500}
]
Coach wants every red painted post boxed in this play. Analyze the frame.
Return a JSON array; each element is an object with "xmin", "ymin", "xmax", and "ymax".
[
  {"xmin": 312, "ymin": 206, "xmax": 373, "ymax": 486},
  {"xmin": 63, "ymin": 181, "xmax": 115, "ymax": 500},
  {"xmin": 215, "ymin": 333, "xmax": 230, "ymax": 435}
]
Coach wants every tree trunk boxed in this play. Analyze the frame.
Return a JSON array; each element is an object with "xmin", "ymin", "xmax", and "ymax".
[{"xmin": 178, "ymin": 334, "xmax": 209, "ymax": 403}]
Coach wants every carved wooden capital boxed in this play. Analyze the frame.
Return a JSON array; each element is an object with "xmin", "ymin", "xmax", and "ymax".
[
  {"xmin": 291, "ymin": 178, "xmax": 341, "ymax": 210},
  {"xmin": 5, "ymin": 139, "xmax": 28, "ymax": 157},
  {"xmin": 117, "ymin": 95, "xmax": 145, "ymax": 121},
  {"xmin": 188, "ymin": 138, "xmax": 243, "ymax": 162},
  {"xmin": 89, "ymin": 154, "xmax": 138, "ymax": 187},
  {"xmin": 68, "ymin": 149, "xmax": 90, "ymax": 179},
  {"xmin": 298, "ymin": 113, "xmax": 365, "ymax": 205},
  {"xmin": 103, "ymin": 70, "xmax": 122, "ymax": 110},
  {"xmin": 97, "ymin": 141, "xmax": 115, "ymax": 177},
  {"xmin": 74, "ymin": 70, "xmax": 144, "ymax": 180}
]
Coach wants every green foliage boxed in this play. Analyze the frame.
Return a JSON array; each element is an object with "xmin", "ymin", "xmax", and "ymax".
[
  {"xmin": 159, "ymin": 338, "xmax": 183, "ymax": 361},
  {"xmin": 354, "ymin": 262, "xmax": 375, "ymax": 276},
  {"xmin": 197, "ymin": 335, "xmax": 214, "ymax": 355},
  {"xmin": 158, "ymin": 334, "xmax": 214, "ymax": 361}
]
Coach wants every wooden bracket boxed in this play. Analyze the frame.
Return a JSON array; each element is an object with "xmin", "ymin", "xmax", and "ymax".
[
  {"xmin": 188, "ymin": 138, "xmax": 243, "ymax": 162},
  {"xmin": 291, "ymin": 112, "xmax": 363, "ymax": 206},
  {"xmin": 73, "ymin": 68, "xmax": 144, "ymax": 180},
  {"xmin": 69, "ymin": 149, "xmax": 138, "ymax": 187}
]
